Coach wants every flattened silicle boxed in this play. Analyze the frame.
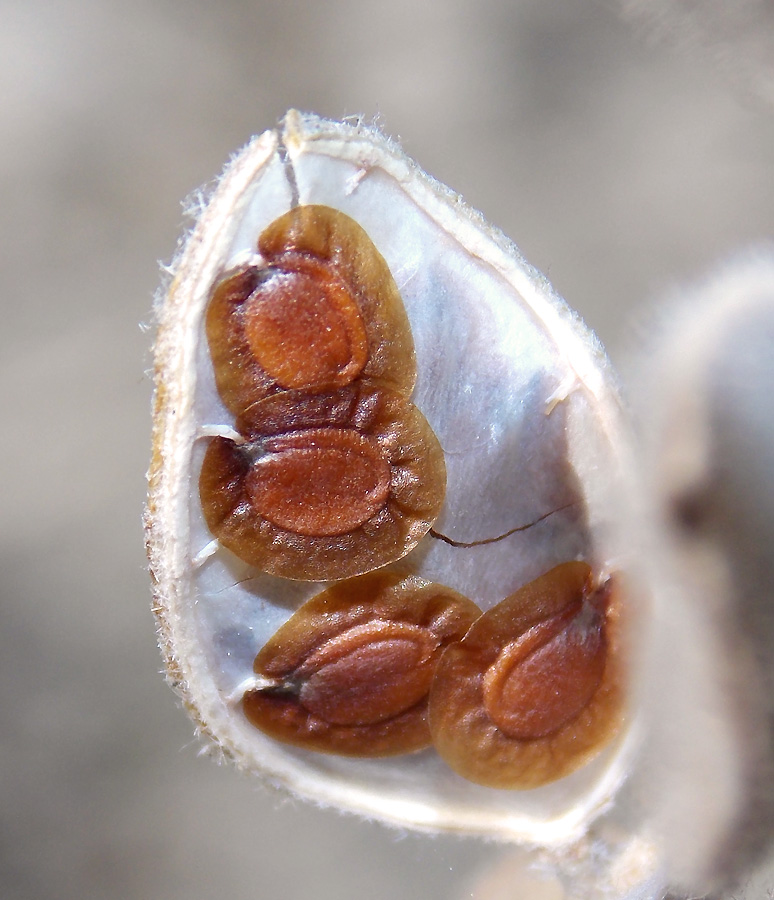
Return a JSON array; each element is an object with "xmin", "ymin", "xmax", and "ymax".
[{"xmin": 148, "ymin": 111, "xmax": 633, "ymax": 841}]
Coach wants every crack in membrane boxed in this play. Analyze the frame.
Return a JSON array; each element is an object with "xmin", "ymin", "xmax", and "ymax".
[{"xmin": 429, "ymin": 503, "xmax": 575, "ymax": 548}]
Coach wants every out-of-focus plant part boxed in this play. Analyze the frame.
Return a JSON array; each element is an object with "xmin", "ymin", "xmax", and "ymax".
[{"xmin": 627, "ymin": 252, "xmax": 774, "ymax": 898}]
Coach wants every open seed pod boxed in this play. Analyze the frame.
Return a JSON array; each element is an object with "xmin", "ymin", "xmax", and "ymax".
[{"xmin": 146, "ymin": 111, "xmax": 635, "ymax": 845}]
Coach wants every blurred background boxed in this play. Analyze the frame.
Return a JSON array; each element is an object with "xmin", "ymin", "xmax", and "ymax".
[{"xmin": 2, "ymin": 1, "xmax": 773, "ymax": 898}]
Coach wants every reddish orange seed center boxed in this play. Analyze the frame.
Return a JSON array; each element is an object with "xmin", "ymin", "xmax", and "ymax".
[
  {"xmin": 293, "ymin": 620, "xmax": 439, "ymax": 726},
  {"xmin": 244, "ymin": 428, "xmax": 392, "ymax": 537},
  {"xmin": 243, "ymin": 263, "xmax": 368, "ymax": 390},
  {"xmin": 482, "ymin": 601, "xmax": 606, "ymax": 740}
]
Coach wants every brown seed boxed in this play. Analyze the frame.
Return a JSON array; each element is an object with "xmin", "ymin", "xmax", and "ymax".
[
  {"xmin": 242, "ymin": 571, "xmax": 482, "ymax": 757},
  {"xmin": 205, "ymin": 205, "xmax": 417, "ymax": 417},
  {"xmin": 199, "ymin": 382, "xmax": 446, "ymax": 580},
  {"xmin": 428, "ymin": 562, "xmax": 624, "ymax": 789}
]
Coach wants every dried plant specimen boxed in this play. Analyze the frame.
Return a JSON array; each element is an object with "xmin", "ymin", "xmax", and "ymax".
[
  {"xmin": 429, "ymin": 562, "xmax": 624, "ymax": 789},
  {"xmin": 147, "ymin": 111, "xmax": 633, "ymax": 842},
  {"xmin": 241, "ymin": 571, "xmax": 481, "ymax": 756}
]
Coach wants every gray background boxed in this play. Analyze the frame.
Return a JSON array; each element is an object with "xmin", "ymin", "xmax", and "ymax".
[{"xmin": 2, "ymin": 2, "xmax": 773, "ymax": 899}]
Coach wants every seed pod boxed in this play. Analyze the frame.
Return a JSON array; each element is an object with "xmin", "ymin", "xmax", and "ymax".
[
  {"xmin": 429, "ymin": 562, "xmax": 624, "ymax": 789},
  {"xmin": 241, "ymin": 571, "xmax": 480, "ymax": 756},
  {"xmin": 147, "ymin": 111, "xmax": 633, "ymax": 842}
]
